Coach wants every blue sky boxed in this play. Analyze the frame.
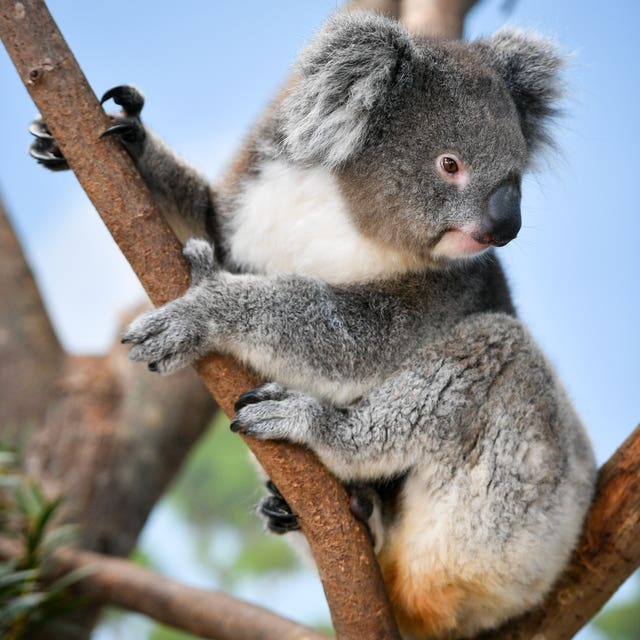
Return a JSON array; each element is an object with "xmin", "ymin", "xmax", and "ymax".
[{"xmin": 1, "ymin": 1, "xmax": 639, "ymax": 636}]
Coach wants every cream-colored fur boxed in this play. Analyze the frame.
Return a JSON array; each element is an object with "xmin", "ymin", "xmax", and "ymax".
[{"xmin": 228, "ymin": 160, "xmax": 423, "ymax": 283}]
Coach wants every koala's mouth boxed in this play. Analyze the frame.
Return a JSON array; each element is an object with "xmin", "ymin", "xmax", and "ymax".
[{"xmin": 431, "ymin": 227, "xmax": 493, "ymax": 259}]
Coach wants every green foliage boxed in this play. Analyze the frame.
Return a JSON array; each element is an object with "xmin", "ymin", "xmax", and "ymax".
[
  {"xmin": 148, "ymin": 623, "xmax": 204, "ymax": 640},
  {"xmin": 0, "ymin": 446, "xmax": 88, "ymax": 639},
  {"xmin": 158, "ymin": 412, "xmax": 298, "ymax": 584},
  {"xmin": 593, "ymin": 574, "xmax": 640, "ymax": 640},
  {"xmin": 99, "ymin": 413, "xmax": 330, "ymax": 639}
]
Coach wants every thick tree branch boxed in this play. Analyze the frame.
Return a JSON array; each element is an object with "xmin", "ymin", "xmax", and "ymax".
[
  {"xmin": 0, "ymin": 537, "xmax": 325, "ymax": 640},
  {"xmin": 0, "ymin": 2, "xmax": 398, "ymax": 638}
]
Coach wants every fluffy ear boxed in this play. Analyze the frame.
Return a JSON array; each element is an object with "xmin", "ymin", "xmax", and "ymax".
[
  {"xmin": 278, "ymin": 13, "xmax": 417, "ymax": 168},
  {"xmin": 475, "ymin": 28, "xmax": 565, "ymax": 154}
]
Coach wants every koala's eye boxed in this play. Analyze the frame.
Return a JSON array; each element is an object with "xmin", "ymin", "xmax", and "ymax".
[
  {"xmin": 441, "ymin": 157, "xmax": 459, "ymax": 174},
  {"xmin": 436, "ymin": 153, "xmax": 467, "ymax": 186}
]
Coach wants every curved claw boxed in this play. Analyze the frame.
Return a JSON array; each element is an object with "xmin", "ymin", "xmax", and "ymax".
[
  {"xmin": 28, "ymin": 118, "xmax": 53, "ymax": 140},
  {"xmin": 100, "ymin": 122, "xmax": 137, "ymax": 139},
  {"xmin": 29, "ymin": 139, "xmax": 69, "ymax": 171},
  {"xmin": 100, "ymin": 85, "xmax": 144, "ymax": 117},
  {"xmin": 259, "ymin": 496, "xmax": 301, "ymax": 533}
]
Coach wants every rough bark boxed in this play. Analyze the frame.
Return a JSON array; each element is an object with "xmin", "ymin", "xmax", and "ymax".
[
  {"xmin": 0, "ymin": 192, "xmax": 216, "ymax": 559},
  {"xmin": 400, "ymin": 0, "xmax": 479, "ymax": 38},
  {"xmin": 0, "ymin": 537, "xmax": 325, "ymax": 640},
  {"xmin": 0, "ymin": 194, "xmax": 217, "ymax": 637},
  {"xmin": 0, "ymin": 194, "xmax": 63, "ymax": 443},
  {"xmin": 0, "ymin": 2, "xmax": 400, "ymax": 638}
]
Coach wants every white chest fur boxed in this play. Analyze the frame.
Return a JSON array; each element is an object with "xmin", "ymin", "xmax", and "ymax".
[{"xmin": 228, "ymin": 160, "xmax": 421, "ymax": 283}]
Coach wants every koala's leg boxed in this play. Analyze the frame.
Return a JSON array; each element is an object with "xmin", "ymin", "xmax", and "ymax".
[
  {"xmin": 233, "ymin": 316, "xmax": 595, "ymax": 638},
  {"xmin": 29, "ymin": 85, "xmax": 219, "ymax": 247}
]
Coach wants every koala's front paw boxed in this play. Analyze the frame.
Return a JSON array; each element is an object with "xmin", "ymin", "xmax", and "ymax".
[
  {"xmin": 122, "ymin": 299, "xmax": 209, "ymax": 374},
  {"xmin": 122, "ymin": 239, "xmax": 219, "ymax": 374},
  {"xmin": 231, "ymin": 383, "xmax": 323, "ymax": 444},
  {"xmin": 29, "ymin": 117, "xmax": 69, "ymax": 171},
  {"xmin": 100, "ymin": 85, "xmax": 146, "ymax": 155}
]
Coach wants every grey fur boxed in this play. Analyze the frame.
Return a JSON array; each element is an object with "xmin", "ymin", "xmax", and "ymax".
[{"xmin": 37, "ymin": 12, "xmax": 595, "ymax": 639}]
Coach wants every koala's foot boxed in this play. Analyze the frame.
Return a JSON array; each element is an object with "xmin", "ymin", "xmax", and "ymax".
[
  {"xmin": 259, "ymin": 480, "xmax": 301, "ymax": 534},
  {"xmin": 29, "ymin": 117, "xmax": 69, "ymax": 171},
  {"xmin": 122, "ymin": 239, "xmax": 218, "ymax": 374},
  {"xmin": 258, "ymin": 478, "xmax": 382, "ymax": 549},
  {"xmin": 100, "ymin": 85, "xmax": 146, "ymax": 153}
]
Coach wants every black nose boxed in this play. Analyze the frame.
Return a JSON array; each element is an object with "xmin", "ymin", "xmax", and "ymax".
[{"xmin": 478, "ymin": 181, "xmax": 522, "ymax": 247}]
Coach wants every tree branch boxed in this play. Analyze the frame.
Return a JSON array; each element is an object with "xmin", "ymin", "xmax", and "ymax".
[
  {"xmin": 0, "ymin": 2, "xmax": 398, "ymax": 638},
  {"xmin": 0, "ymin": 192, "xmax": 63, "ymax": 441},
  {"xmin": 0, "ymin": 537, "xmax": 325, "ymax": 640},
  {"xmin": 400, "ymin": 0, "xmax": 479, "ymax": 38}
]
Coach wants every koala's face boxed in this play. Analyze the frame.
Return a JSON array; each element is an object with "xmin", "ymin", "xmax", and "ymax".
[
  {"xmin": 279, "ymin": 14, "xmax": 563, "ymax": 266},
  {"xmin": 338, "ymin": 45, "xmax": 529, "ymax": 263}
]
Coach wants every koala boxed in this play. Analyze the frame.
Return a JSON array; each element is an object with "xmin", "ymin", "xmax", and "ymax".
[{"xmin": 31, "ymin": 13, "xmax": 596, "ymax": 640}]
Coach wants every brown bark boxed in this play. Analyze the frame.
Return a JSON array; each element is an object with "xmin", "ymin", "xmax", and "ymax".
[
  {"xmin": 0, "ymin": 537, "xmax": 326, "ymax": 640},
  {"xmin": 0, "ymin": 193, "xmax": 217, "ymax": 636},
  {"xmin": 400, "ymin": 0, "xmax": 479, "ymax": 38},
  {"xmin": 0, "ymin": 193, "xmax": 63, "ymax": 442},
  {"xmin": 0, "ymin": 191, "xmax": 216, "ymax": 560},
  {"xmin": 0, "ymin": 2, "xmax": 400, "ymax": 638}
]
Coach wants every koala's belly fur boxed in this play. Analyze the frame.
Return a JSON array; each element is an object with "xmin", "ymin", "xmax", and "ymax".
[{"xmin": 221, "ymin": 159, "xmax": 593, "ymax": 637}]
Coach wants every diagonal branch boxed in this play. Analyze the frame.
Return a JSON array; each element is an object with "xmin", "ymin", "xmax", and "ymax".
[{"xmin": 0, "ymin": 2, "xmax": 398, "ymax": 638}]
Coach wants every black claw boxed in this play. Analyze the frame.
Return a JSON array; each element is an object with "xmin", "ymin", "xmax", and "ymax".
[
  {"xmin": 229, "ymin": 419, "xmax": 244, "ymax": 433},
  {"xmin": 29, "ymin": 142, "xmax": 68, "ymax": 170},
  {"xmin": 265, "ymin": 480, "xmax": 283, "ymax": 499},
  {"xmin": 100, "ymin": 123, "xmax": 134, "ymax": 138},
  {"xmin": 100, "ymin": 85, "xmax": 144, "ymax": 117},
  {"xmin": 260, "ymin": 497, "xmax": 300, "ymax": 534},
  {"xmin": 234, "ymin": 389, "xmax": 266, "ymax": 412},
  {"xmin": 267, "ymin": 519, "xmax": 301, "ymax": 534},
  {"xmin": 28, "ymin": 120, "xmax": 53, "ymax": 140},
  {"xmin": 148, "ymin": 362, "xmax": 159, "ymax": 372},
  {"xmin": 260, "ymin": 498, "xmax": 294, "ymax": 520},
  {"xmin": 121, "ymin": 337, "xmax": 132, "ymax": 344}
]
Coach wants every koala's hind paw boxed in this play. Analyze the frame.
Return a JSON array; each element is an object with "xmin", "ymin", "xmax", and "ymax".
[
  {"xmin": 122, "ymin": 300, "xmax": 209, "ymax": 375},
  {"xmin": 100, "ymin": 85, "xmax": 146, "ymax": 149},
  {"xmin": 259, "ymin": 480, "xmax": 301, "ymax": 534},
  {"xmin": 29, "ymin": 117, "xmax": 69, "ymax": 171}
]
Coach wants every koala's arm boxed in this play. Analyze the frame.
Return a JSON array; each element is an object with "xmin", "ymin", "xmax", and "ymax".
[
  {"xmin": 232, "ymin": 312, "xmax": 595, "ymax": 489},
  {"xmin": 30, "ymin": 85, "xmax": 218, "ymax": 245},
  {"xmin": 122, "ymin": 240, "xmax": 423, "ymax": 398},
  {"xmin": 131, "ymin": 129, "xmax": 217, "ymax": 243}
]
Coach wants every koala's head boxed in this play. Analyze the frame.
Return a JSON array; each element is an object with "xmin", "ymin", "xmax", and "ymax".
[{"xmin": 277, "ymin": 13, "xmax": 564, "ymax": 265}]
